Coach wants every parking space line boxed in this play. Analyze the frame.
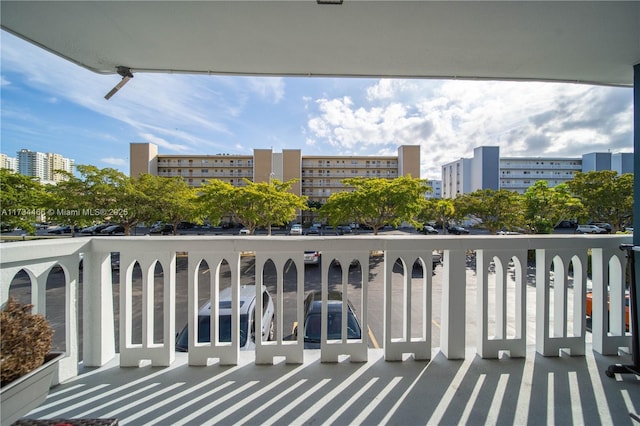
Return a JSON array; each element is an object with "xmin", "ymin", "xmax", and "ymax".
[{"xmin": 368, "ymin": 326, "xmax": 380, "ymax": 349}]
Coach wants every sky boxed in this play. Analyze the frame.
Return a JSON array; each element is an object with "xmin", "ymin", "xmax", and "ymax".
[{"xmin": 1, "ymin": 30, "xmax": 634, "ymax": 180}]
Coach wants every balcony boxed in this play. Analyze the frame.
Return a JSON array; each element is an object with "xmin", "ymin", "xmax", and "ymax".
[{"xmin": 1, "ymin": 234, "xmax": 638, "ymax": 424}]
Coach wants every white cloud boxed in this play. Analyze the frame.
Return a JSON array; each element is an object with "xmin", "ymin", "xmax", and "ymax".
[
  {"xmin": 137, "ymin": 133, "xmax": 191, "ymax": 153},
  {"xmin": 100, "ymin": 157, "xmax": 127, "ymax": 166},
  {"xmin": 306, "ymin": 79, "xmax": 632, "ymax": 179},
  {"xmin": 246, "ymin": 77, "xmax": 285, "ymax": 103}
]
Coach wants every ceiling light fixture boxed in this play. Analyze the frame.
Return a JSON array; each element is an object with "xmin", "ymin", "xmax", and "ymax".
[
  {"xmin": 104, "ymin": 66, "xmax": 134, "ymax": 100},
  {"xmin": 317, "ymin": 0, "xmax": 343, "ymax": 4}
]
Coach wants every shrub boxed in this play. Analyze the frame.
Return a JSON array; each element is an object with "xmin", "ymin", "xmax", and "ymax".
[{"xmin": 0, "ymin": 297, "xmax": 54, "ymax": 385}]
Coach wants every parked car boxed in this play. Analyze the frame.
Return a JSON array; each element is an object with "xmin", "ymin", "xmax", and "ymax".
[
  {"xmin": 304, "ymin": 250, "xmax": 320, "ymax": 265},
  {"xmin": 175, "ymin": 284, "xmax": 275, "ymax": 351},
  {"xmin": 79, "ymin": 224, "xmax": 111, "ymax": 235},
  {"xmin": 239, "ymin": 228, "xmax": 250, "ymax": 235},
  {"xmin": 306, "ymin": 225, "xmax": 321, "ymax": 236},
  {"xmin": 432, "ymin": 250, "xmax": 442, "ymax": 269},
  {"xmin": 100, "ymin": 224, "xmax": 125, "ymax": 235},
  {"xmin": 340, "ymin": 225, "xmax": 353, "ymax": 234},
  {"xmin": 588, "ymin": 222, "xmax": 612, "ymax": 233},
  {"xmin": 447, "ymin": 225, "xmax": 470, "ymax": 235},
  {"xmin": 290, "ymin": 224, "xmax": 303, "ymax": 235},
  {"xmin": 576, "ymin": 224, "xmax": 607, "ymax": 234},
  {"xmin": 586, "ymin": 290, "xmax": 629, "ymax": 331},
  {"xmin": 149, "ymin": 223, "xmax": 173, "ymax": 235},
  {"xmin": 294, "ymin": 291, "xmax": 362, "ymax": 349},
  {"xmin": 421, "ymin": 225, "xmax": 438, "ymax": 234},
  {"xmin": 323, "ymin": 226, "xmax": 344, "ymax": 235},
  {"xmin": 47, "ymin": 225, "xmax": 76, "ymax": 234}
]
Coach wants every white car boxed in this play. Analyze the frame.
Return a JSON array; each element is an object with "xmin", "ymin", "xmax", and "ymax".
[
  {"xmin": 576, "ymin": 224, "xmax": 607, "ymax": 234},
  {"xmin": 290, "ymin": 224, "xmax": 303, "ymax": 235},
  {"xmin": 304, "ymin": 251, "xmax": 320, "ymax": 265},
  {"xmin": 175, "ymin": 285, "xmax": 275, "ymax": 351}
]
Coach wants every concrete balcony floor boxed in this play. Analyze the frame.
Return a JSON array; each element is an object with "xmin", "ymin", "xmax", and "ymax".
[{"xmin": 23, "ymin": 346, "xmax": 639, "ymax": 425}]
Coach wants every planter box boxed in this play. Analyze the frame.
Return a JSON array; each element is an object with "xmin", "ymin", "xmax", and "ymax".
[{"xmin": 1, "ymin": 352, "xmax": 65, "ymax": 425}]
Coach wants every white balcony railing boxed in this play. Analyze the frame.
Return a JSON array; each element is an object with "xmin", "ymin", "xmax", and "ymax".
[{"xmin": 0, "ymin": 234, "xmax": 633, "ymax": 385}]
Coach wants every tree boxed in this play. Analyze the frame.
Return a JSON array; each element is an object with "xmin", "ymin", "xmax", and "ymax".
[
  {"xmin": 198, "ymin": 178, "xmax": 308, "ymax": 235},
  {"xmin": 432, "ymin": 199, "xmax": 455, "ymax": 233},
  {"xmin": 319, "ymin": 176, "xmax": 430, "ymax": 235},
  {"xmin": 522, "ymin": 181, "xmax": 582, "ymax": 234},
  {"xmin": 455, "ymin": 189, "xmax": 524, "ymax": 233},
  {"xmin": 198, "ymin": 179, "xmax": 236, "ymax": 226},
  {"xmin": 147, "ymin": 176, "xmax": 200, "ymax": 235},
  {"xmin": 243, "ymin": 179, "xmax": 308, "ymax": 235},
  {"xmin": 46, "ymin": 165, "xmax": 131, "ymax": 233},
  {"xmin": 566, "ymin": 171, "xmax": 633, "ymax": 231},
  {"xmin": 0, "ymin": 169, "xmax": 49, "ymax": 234}
]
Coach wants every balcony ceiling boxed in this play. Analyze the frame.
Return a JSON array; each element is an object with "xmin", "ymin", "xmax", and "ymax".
[{"xmin": 1, "ymin": 1, "xmax": 639, "ymax": 87}]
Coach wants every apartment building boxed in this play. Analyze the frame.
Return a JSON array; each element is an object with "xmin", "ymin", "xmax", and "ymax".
[
  {"xmin": 10, "ymin": 149, "xmax": 75, "ymax": 183},
  {"xmin": 500, "ymin": 156, "xmax": 582, "ymax": 193},
  {"xmin": 442, "ymin": 145, "xmax": 633, "ymax": 197},
  {"xmin": 0, "ymin": 154, "xmax": 18, "ymax": 173},
  {"xmin": 130, "ymin": 143, "xmax": 421, "ymax": 204}
]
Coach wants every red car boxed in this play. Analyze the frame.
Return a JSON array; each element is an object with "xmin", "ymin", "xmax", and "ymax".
[{"xmin": 586, "ymin": 291, "xmax": 630, "ymax": 331}]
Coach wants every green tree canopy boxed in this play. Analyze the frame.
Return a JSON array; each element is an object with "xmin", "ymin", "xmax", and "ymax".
[
  {"xmin": 320, "ymin": 176, "xmax": 430, "ymax": 235},
  {"xmin": 418, "ymin": 198, "xmax": 456, "ymax": 233},
  {"xmin": 455, "ymin": 189, "xmax": 524, "ymax": 233},
  {"xmin": 566, "ymin": 171, "xmax": 633, "ymax": 231},
  {"xmin": 199, "ymin": 178, "xmax": 308, "ymax": 235},
  {"xmin": 0, "ymin": 169, "xmax": 49, "ymax": 234},
  {"xmin": 523, "ymin": 181, "xmax": 583, "ymax": 234},
  {"xmin": 45, "ymin": 165, "xmax": 131, "ymax": 232},
  {"xmin": 146, "ymin": 176, "xmax": 200, "ymax": 235},
  {"xmin": 198, "ymin": 179, "xmax": 236, "ymax": 226}
]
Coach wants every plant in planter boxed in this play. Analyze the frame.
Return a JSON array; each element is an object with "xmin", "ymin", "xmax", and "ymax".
[{"xmin": 1, "ymin": 297, "xmax": 61, "ymax": 424}]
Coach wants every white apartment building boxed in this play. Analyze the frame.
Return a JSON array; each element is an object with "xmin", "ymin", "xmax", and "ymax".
[
  {"xmin": 425, "ymin": 179, "xmax": 442, "ymax": 199},
  {"xmin": 442, "ymin": 146, "xmax": 633, "ymax": 197},
  {"xmin": 18, "ymin": 149, "xmax": 48, "ymax": 180},
  {"xmin": 0, "ymin": 154, "xmax": 18, "ymax": 173},
  {"xmin": 10, "ymin": 149, "xmax": 75, "ymax": 183},
  {"xmin": 500, "ymin": 157, "xmax": 582, "ymax": 193}
]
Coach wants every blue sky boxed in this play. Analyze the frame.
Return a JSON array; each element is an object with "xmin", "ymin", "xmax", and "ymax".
[{"xmin": 1, "ymin": 30, "xmax": 634, "ymax": 180}]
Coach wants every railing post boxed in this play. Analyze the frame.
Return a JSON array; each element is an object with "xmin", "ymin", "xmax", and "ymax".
[
  {"xmin": 591, "ymin": 248, "xmax": 632, "ymax": 354},
  {"xmin": 383, "ymin": 250, "xmax": 432, "ymax": 361},
  {"xmin": 536, "ymin": 248, "xmax": 587, "ymax": 357},
  {"xmin": 476, "ymin": 249, "xmax": 527, "ymax": 358},
  {"xmin": 440, "ymin": 248, "xmax": 467, "ymax": 359},
  {"xmin": 119, "ymin": 250, "xmax": 176, "ymax": 367},
  {"xmin": 81, "ymin": 250, "xmax": 115, "ymax": 367},
  {"xmin": 255, "ymin": 251, "xmax": 304, "ymax": 365}
]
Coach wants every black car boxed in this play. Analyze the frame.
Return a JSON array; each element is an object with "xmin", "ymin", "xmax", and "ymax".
[
  {"xmin": 323, "ymin": 226, "xmax": 344, "ymax": 235},
  {"xmin": 421, "ymin": 225, "xmax": 438, "ymax": 234},
  {"xmin": 296, "ymin": 291, "xmax": 362, "ymax": 349},
  {"xmin": 100, "ymin": 224, "xmax": 125, "ymax": 235},
  {"xmin": 47, "ymin": 225, "xmax": 77, "ymax": 234},
  {"xmin": 447, "ymin": 225, "xmax": 470, "ymax": 235},
  {"xmin": 79, "ymin": 224, "xmax": 112, "ymax": 235},
  {"xmin": 306, "ymin": 225, "xmax": 321, "ymax": 236},
  {"xmin": 149, "ymin": 223, "xmax": 173, "ymax": 235}
]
